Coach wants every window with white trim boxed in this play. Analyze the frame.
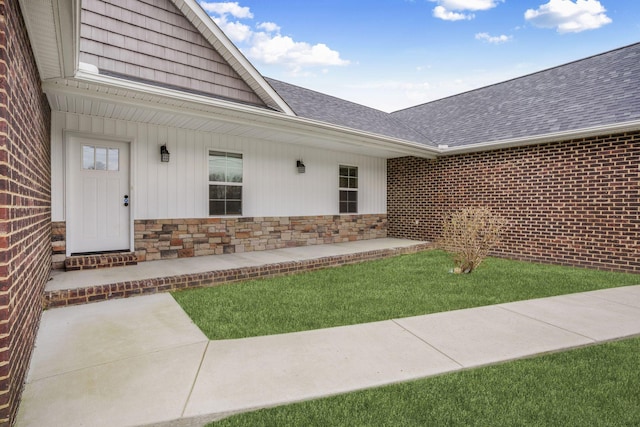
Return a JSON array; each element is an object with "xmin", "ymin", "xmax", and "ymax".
[
  {"xmin": 82, "ymin": 145, "xmax": 119, "ymax": 171},
  {"xmin": 339, "ymin": 165, "xmax": 358, "ymax": 213},
  {"xmin": 209, "ymin": 151, "xmax": 242, "ymax": 216}
]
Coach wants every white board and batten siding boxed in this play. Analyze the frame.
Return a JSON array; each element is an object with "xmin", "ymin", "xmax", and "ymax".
[{"xmin": 51, "ymin": 111, "xmax": 387, "ymax": 222}]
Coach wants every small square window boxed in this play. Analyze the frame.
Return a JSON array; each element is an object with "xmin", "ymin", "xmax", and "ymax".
[{"xmin": 82, "ymin": 145, "xmax": 120, "ymax": 171}]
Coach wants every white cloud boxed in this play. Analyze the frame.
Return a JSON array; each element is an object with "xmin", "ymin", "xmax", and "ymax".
[
  {"xmin": 433, "ymin": 6, "xmax": 474, "ymax": 21},
  {"xmin": 199, "ymin": 1, "xmax": 252, "ymax": 19},
  {"xmin": 430, "ymin": 0, "xmax": 503, "ymax": 21},
  {"xmin": 249, "ymin": 34, "xmax": 349, "ymax": 70},
  {"xmin": 212, "ymin": 15, "xmax": 253, "ymax": 43},
  {"xmin": 256, "ymin": 22, "xmax": 280, "ymax": 33},
  {"xmin": 436, "ymin": 0, "xmax": 502, "ymax": 11},
  {"xmin": 475, "ymin": 32, "xmax": 512, "ymax": 44},
  {"xmin": 198, "ymin": 1, "xmax": 349, "ymax": 72},
  {"xmin": 525, "ymin": 0, "xmax": 612, "ymax": 33}
]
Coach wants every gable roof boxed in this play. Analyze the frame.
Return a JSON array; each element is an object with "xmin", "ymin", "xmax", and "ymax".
[
  {"xmin": 19, "ymin": 0, "xmax": 294, "ymax": 114},
  {"xmin": 172, "ymin": 0, "xmax": 294, "ymax": 114},
  {"xmin": 265, "ymin": 78, "xmax": 431, "ymax": 144},
  {"xmin": 266, "ymin": 43, "xmax": 640, "ymax": 152},
  {"xmin": 18, "ymin": 1, "xmax": 640, "ymax": 157},
  {"xmin": 390, "ymin": 42, "xmax": 640, "ymax": 148}
]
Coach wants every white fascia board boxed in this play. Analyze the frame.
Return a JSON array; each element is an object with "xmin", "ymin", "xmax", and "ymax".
[
  {"xmin": 53, "ymin": 0, "xmax": 80, "ymax": 78},
  {"xmin": 17, "ymin": 0, "xmax": 76, "ymax": 79},
  {"xmin": 70, "ymin": 69, "xmax": 291, "ymax": 119},
  {"xmin": 47, "ymin": 73, "xmax": 438, "ymax": 159},
  {"xmin": 277, "ymin": 115, "xmax": 439, "ymax": 159},
  {"xmin": 171, "ymin": 0, "xmax": 295, "ymax": 116},
  {"xmin": 439, "ymin": 120, "xmax": 640, "ymax": 155}
]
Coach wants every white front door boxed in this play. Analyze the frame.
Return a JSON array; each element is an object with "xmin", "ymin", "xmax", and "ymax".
[{"xmin": 67, "ymin": 136, "xmax": 131, "ymax": 255}]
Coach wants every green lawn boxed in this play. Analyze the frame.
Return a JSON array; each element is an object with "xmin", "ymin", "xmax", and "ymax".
[
  {"xmin": 172, "ymin": 250, "xmax": 639, "ymax": 340},
  {"xmin": 208, "ymin": 336, "xmax": 640, "ymax": 426}
]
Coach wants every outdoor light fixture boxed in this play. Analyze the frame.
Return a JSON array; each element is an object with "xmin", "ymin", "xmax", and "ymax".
[
  {"xmin": 160, "ymin": 145, "xmax": 170, "ymax": 162},
  {"xmin": 296, "ymin": 160, "xmax": 305, "ymax": 173}
]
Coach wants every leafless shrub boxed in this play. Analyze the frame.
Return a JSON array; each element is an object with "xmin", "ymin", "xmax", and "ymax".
[{"xmin": 438, "ymin": 207, "xmax": 507, "ymax": 273}]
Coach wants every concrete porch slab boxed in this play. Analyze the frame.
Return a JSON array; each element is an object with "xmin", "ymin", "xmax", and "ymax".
[{"xmin": 46, "ymin": 238, "xmax": 429, "ymax": 292}]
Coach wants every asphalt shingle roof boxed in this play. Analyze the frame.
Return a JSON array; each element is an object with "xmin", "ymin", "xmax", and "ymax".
[
  {"xmin": 391, "ymin": 42, "xmax": 640, "ymax": 147},
  {"xmin": 266, "ymin": 43, "xmax": 640, "ymax": 149},
  {"xmin": 264, "ymin": 77, "xmax": 431, "ymax": 144}
]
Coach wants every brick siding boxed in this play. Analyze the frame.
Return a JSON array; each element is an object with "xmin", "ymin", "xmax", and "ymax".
[
  {"xmin": 134, "ymin": 214, "xmax": 387, "ymax": 262},
  {"xmin": 64, "ymin": 252, "xmax": 137, "ymax": 271},
  {"xmin": 0, "ymin": 1, "xmax": 52, "ymax": 424},
  {"xmin": 388, "ymin": 132, "xmax": 640, "ymax": 273}
]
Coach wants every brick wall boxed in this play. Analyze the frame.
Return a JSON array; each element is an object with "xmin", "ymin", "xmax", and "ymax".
[
  {"xmin": 135, "ymin": 214, "xmax": 387, "ymax": 261},
  {"xmin": 0, "ymin": 1, "xmax": 51, "ymax": 424},
  {"xmin": 388, "ymin": 132, "xmax": 639, "ymax": 273}
]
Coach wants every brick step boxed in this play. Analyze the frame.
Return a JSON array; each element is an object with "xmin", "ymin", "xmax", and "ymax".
[{"xmin": 64, "ymin": 252, "xmax": 138, "ymax": 271}]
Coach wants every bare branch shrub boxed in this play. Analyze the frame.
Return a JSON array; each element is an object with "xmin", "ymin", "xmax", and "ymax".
[{"xmin": 438, "ymin": 207, "xmax": 507, "ymax": 273}]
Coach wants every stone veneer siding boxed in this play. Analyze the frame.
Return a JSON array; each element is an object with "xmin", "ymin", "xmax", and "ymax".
[
  {"xmin": 51, "ymin": 221, "xmax": 65, "ymax": 270},
  {"xmin": 388, "ymin": 131, "xmax": 640, "ymax": 273},
  {"xmin": 0, "ymin": 1, "xmax": 52, "ymax": 424},
  {"xmin": 134, "ymin": 214, "xmax": 387, "ymax": 262}
]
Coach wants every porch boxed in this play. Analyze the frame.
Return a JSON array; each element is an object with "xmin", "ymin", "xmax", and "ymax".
[{"xmin": 45, "ymin": 238, "xmax": 432, "ymax": 308}]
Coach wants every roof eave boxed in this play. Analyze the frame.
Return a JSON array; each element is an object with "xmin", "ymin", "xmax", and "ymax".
[
  {"xmin": 48, "ymin": 71, "xmax": 438, "ymax": 159},
  {"xmin": 18, "ymin": 0, "xmax": 80, "ymax": 79},
  {"xmin": 439, "ymin": 120, "xmax": 640, "ymax": 155}
]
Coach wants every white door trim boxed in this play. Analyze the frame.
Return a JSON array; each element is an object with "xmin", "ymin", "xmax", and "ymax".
[{"xmin": 64, "ymin": 131, "xmax": 135, "ymax": 255}]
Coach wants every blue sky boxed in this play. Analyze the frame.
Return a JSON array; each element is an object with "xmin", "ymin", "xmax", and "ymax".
[{"xmin": 198, "ymin": 1, "xmax": 639, "ymax": 112}]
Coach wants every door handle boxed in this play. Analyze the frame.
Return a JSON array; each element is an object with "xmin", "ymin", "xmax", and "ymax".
[{"xmin": 124, "ymin": 195, "xmax": 129, "ymax": 207}]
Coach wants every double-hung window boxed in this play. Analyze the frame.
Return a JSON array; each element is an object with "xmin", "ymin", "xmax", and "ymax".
[
  {"xmin": 339, "ymin": 165, "xmax": 358, "ymax": 213},
  {"xmin": 209, "ymin": 151, "xmax": 242, "ymax": 216}
]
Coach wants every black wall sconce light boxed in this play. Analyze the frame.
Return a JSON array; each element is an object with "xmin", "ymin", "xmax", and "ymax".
[
  {"xmin": 296, "ymin": 160, "xmax": 306, "ymax": 173},
  {"xmin": 160, "ymin": 144, "xmax": 170, "ymax": 162}
]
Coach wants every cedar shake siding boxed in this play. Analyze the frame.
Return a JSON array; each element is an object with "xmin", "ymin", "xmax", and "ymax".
[
  {"xmin": 79, "ymin": 0, "xmax": 266, "ymax": 107},
  {"xmin": 388, "ymin": 131, "xmax": 640, "ymax": 273},
  {"xmin": 0, "ymin": 0, "xmax": 52, "ymax": 424}
]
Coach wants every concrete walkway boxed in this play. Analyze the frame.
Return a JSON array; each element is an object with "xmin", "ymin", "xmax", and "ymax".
[{"xmin": 15, "ymin": 249, "xmax": 640, "ymax": 426}]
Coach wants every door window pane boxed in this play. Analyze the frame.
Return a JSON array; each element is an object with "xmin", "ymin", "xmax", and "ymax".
[
  {"xmin": 108, "ymin": 148, "xmax": 119, "ymax": 171},
  {"xmin": 82, "ymin": 146, "xmax": 94, "ymax": 170},
  {"xmin": 95, "ymin": 147, "xmax": 107, "ymax": 171}
]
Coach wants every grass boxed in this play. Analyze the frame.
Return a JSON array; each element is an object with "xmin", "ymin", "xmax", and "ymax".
[
  {"xmin": 207, "ymin": 336, "xmax": 640, "ymax": 426},
  {"xmin": 172, "ymin": 250, "xmax": 639, "ymax": 340}
]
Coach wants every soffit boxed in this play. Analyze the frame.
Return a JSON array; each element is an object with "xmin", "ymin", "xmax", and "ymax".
[
  {"xmin": 18, "ymin": 0, "xmax": 64, "ymax": 79},
  {"xmin": 44, "ymin": 76, "xmax": 437, "ymax": 159}
]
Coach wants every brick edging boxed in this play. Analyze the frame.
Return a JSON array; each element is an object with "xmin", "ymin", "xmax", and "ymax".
[
  {"xmin": 64, "ymin": 252, "xmax": 138, "ymax": 271},
  {"xmin": 43, "ymin": 243, "xmax": 433, "ymax": 308}
]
